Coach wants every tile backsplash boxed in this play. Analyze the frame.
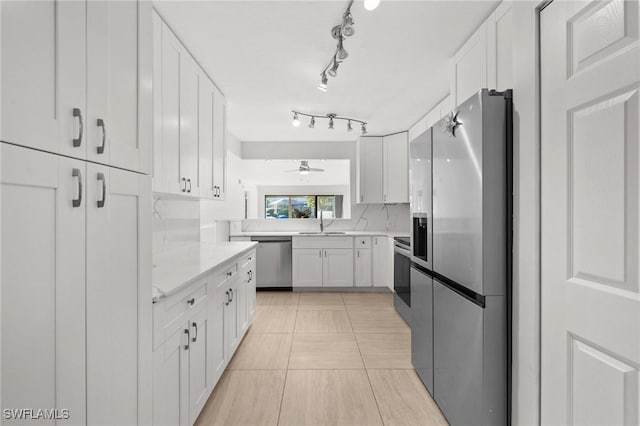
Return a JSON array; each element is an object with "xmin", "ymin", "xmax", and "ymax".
[
  {"xmin": 238, "ymin": 203, "xmax": 410, "ymax": 233},
  {"xmin": 153, "ymin": 196, "xmax": 201, "ymax": 254}
]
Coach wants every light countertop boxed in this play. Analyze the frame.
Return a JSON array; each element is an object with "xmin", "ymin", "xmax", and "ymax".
[
  {"xmin": 230, "ymin": 231, "xmax": 410, "ymax": 238},
  {"xmin": 153, "ymin": 241, "xmax": 258, "ymax": 301}
]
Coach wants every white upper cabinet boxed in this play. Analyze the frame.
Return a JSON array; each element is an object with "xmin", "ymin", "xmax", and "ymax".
[
  {"xmin": 383, "ymin": 132, "xmax": 409, "ymax": 204},
  {"xmin": 1, "ymin": 0, "xmax": 86, "ymax": 158},
  {"xmin": 87, "ymin": 0, "xmax": 150, "ymax": 173},
  {"xmin": 199, "ymin": 78, "xmax": 216, "ymax": 199},
  {"xmin": 450, "ymin": 0, "xmax": 513, "ymax": 107},
  {"xmin": 357, "ymin": 137, "xmax": 384, "ymax": 204},
  {"xmin": 212, "ymin": 88, "xmax": 227, "ymax": 199},
  {"xmin": 180, "ymin": 53, "xmax": 201, "ymax": 196},
  {"xmin": 152, "ymin": 10, "xmax": 227, "ymax": 199},
  {"xmin": 2, "ymin": 0, "xmax": 150, "ymax": 173}
]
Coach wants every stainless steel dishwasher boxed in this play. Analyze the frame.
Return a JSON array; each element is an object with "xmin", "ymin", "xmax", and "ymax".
[{"xmin": 250, "ymin": 236, "xmax": 292, "ymax": 289}]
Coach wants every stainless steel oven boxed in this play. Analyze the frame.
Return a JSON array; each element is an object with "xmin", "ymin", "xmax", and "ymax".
[{"xmin": 393, "ymin": 237, "xmax": 412, "ymax": 324}]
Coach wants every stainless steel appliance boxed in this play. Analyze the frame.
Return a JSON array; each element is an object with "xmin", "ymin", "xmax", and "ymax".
[
  {"xmin": 410, "ymin": 89, "xmax": 512, "ymax": 426},
  {"xmin": 393, "ymin": 236, "xmax": 411, "ymax": 324},
  {"xmin": 250, "ymin": 236, "xmax": 292, "ymax": 289}
]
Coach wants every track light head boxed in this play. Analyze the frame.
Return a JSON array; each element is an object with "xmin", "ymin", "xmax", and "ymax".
[
  {"xmin": 329, "ymin": 118, "xmax": 334, "ymax": 130},
  {"xmin": 342, "ymin": 13, "xmax": 355, "ymax": 37},
  {"xmin": 317, "ymin": 73, "xmax": 328, "ymax": 92},
  {"xmin": 309, "ymin": 116, "xmax": 315, "ymax": 128},
  {"xmin": 364, "ymin": 0, "xmax": 381, "ymax": 11},
  {"xmin": 361, "ymin": 123, "xmax": 367, "ymax": 135},
  {"xmin": 337, "ymin": 39, "xmax": 348, "ymax": 60},
  {"xmin": 292, "ymin": 112, "xmax": 300, "ymax": 127},
  {"xmin": 347, "ymin": 120, "xmax": 353, "ymax": 132},
  {"xmin": 327, "ymin": 60, "xmax": 339, "ymax": 77}
]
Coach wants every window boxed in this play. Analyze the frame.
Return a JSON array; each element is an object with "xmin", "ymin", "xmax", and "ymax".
[{"xmin": 265, "ymin": 195, "xmax": 342, "ymax": 219}]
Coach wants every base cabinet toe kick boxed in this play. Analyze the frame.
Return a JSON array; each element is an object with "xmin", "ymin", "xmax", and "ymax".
[{"xmin": 152, "ymin": 249, "xmax": 256, "ymax": 426}]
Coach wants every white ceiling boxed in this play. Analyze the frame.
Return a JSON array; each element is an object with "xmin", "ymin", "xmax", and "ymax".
[
  {"xmin": 155, "ymin": 0, "xmax": 499, "ymax": 142},
  {"xmin": 238, "ymin": 159, "xmax": 350, "ymax": 187}
]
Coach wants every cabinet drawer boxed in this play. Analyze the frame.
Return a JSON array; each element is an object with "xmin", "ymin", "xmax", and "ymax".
[
  {"xmin": 292, "ymin": 236, "xmax": 353, "ymax": 249},
  {"xmin": 355, "ymin": 237, "xmax": 371, "ymax": 249},
  {"xmin": 212, "ymin": 261, "xmax": 238, "ymax": 289},
  {"xmin": 153, "ymin": 277, "xmax": 208, "ymax": 349},
  {"xmin": 240, "ymin": 250, "xmax": 256, "ymax": 268}
]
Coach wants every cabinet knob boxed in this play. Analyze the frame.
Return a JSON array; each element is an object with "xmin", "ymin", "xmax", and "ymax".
[
  {"xmin": 227, "ymin": 271, "xmax": 233, "ymax": 277},
  {"xmin": 184, "ymin": 329, "xmax": 190, "ymax": 350},
  {"xmin": 187, "ymin": 298, "xmax": 195, "ymax": 306}
]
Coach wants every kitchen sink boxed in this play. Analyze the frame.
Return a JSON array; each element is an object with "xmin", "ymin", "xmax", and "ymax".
[{"xmin": 297, "ymin": 231, "xmax": 347, "ymax": 235}]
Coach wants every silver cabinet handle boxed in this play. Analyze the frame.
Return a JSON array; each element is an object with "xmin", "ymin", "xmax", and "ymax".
[
  {"xmin": 181, "ymin": 177, "xmax": 186, "ymax": 192},
  {"xmin": 324, "ymin": 250, "xmax": 327, "ymax": 258},
  {"xmin": 319, "ymin": 250, "xmax": 322, "ymax": 258},
  {"xmin": 97, "ymin": 118, "xmax": 106, "ymax": 154},
  {"xmin": 357, "ymin": 250, "xmax": 360, "ymax": 258},
  {"xmin": 187, "ymin": 178, "xmax": 192, "ymax": 193},
  {"xmin": 97, "ymin": 172, "xmax": 106, "ymax": 208},
  {"xmin": 249, "ymin": 270, "xmax": 253, "ymax": 281},
  {"xmin": 225, "ymin": 290, "xmax": 230, "ymax": 306},
  {"xmin": 73, "ymin": 108, "xmax": 83, "ymax": 147},
  {"xmin": 184, "ymin": 329, "xmax": 190, "ymax": 350},
  {"xmin": 191, "ymin": 322, "xmax": 198, "ymax": 343},
  {"xmin": 229, "ymin": 288, "xmax": 233, "ymax": 302},
  {"xmin": 72, "ymin": 168, "xmax": 83, "ymax": 208}
]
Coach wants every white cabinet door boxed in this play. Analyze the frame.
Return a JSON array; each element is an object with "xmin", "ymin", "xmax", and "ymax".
[
  {"xmin": 354, "ymin": 249, "xmax": 372, "ymax": 287},
  {"xmin": 224, "ymin": 278, "xmax": 240, "ymax": 359},
  {"xmin": 372, "ymin": 236, "xmax": 392, "ymax": 288},
  {"xmin": 152, "ymin": 324, "xmax": 189, "ymax": 426},
  {"xmin": 248, "ymin": 259, "xmax": 257, "ymax": 322},
  {"xmin": 383, "ymin": 132, "xmax": 409, "ymax": 203},
  {"xmin": 180, "ymin": 53, "xmax": 200, "ymax": 196},
  {"xmin": 236, "ymin": 270, "xmax": 249, "ymax": 336},
  {"xmin": 1, "ymin": 144, "xmax": 87, "ymax": 424},
  {"xmin": 212, "ymin": 86, "xmax": 226, "ymax": 199},
  {"xmin": 86, "ymin": 163, "xmax": 151, "ymax": 425},
  {"xmin": 323, "ymin": 249, "xmax": 354, "ymax": 287},
  {"xmin": 188, "ymin": 305, "xmax": 210, "ymax": 424},
  {"xmin": 357, "ymin": 136, "xmax": 384, "ymax": 204},
  {"xmin": 452, "ymin": 21, "xmax": 488, "ymax": 107},
  {"xmin": 207, "ymin": 285, "xmax": 227, "ymax": 389},
  {"xmin": 199, "ymin": 77, "xmax": 215, "ymax": 199},
  {"xmin": 1, "ymin": 0, "xmax": 86, "ymax": 159},
  {"xmin": 87, "ymin": 0, "xmax": 146, "ymax": 172},
  {"xmin": 292, "ymin": 249, "xmax": 324, "ymax": 287},
  {"xmin": 159, "ymin": 22, "xmax": 183, "ymax": 194},
  {"xmin": 487, "ymin": 1, "xmax": 513, "ymax": 92}
]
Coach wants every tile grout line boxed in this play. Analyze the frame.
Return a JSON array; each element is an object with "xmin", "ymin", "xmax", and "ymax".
[
  {"xmin": 275, "ymin": 294, "xmax": 299, "ymax": 426},
  {"xmin": 345, "ymin": 295, "xmax": 387, "ymax": 426}
]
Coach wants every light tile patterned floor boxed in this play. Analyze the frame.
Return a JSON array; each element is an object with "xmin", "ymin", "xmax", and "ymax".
[{"xmin": 195, "ymin": 291, "xmax": 448, "ymax": 426}]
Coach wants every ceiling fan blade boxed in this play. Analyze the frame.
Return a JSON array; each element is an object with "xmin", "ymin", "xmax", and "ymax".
[{"xmin": 309, "ymin": 168, "xmax": 325, "ymax": 172}]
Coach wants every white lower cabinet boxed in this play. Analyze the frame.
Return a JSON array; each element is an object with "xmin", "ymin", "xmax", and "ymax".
[
  {"xmin": 292, "ymin": 249, "xmax": 324, "ymax": 287},
  {"xmin": 372, "ymin": 236, "xmax": 394, "ymax": 289},
  {"xmin": 153, "ymin": 248, "xmax": 256, "ymax": 426},
  {"xmin": 323, "ymin": 249, "xmax": 355, "ymax": 287},
  {"xmin": 354, "ymin": 248, "xmax": 373, "ymax": 287}
]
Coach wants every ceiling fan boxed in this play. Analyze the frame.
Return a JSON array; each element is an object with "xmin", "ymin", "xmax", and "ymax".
[{"xmin": 285, "ymin": 160, "xmax": 325, "ymax": 175}]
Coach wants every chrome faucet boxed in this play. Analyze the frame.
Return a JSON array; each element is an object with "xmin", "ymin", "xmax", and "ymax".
[{"xmin": 320, "ymin": 210, "xmax": 324, "ymax": 233}]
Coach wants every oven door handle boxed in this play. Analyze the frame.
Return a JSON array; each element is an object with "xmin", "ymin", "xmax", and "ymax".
[{"xmin": 394, "ymin": 246, "xmax": 412, "ymax": 259}]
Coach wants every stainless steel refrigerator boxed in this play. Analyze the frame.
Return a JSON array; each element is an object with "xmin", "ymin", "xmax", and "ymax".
[{"xmin": 410, "ymin": 89, "xmax": 512, "ymax": 426}]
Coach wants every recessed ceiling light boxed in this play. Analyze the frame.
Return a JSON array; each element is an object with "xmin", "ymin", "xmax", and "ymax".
[{"xmin": 364, "ymin": 0, "xmax": 380, "ymax": 11}]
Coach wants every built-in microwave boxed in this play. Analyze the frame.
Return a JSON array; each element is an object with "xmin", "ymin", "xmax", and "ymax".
[{"xmin": 412, "ymin": 214, "xmax": 428, "ymax": 263}]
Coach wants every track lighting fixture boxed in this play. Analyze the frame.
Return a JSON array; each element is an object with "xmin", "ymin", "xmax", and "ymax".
[
  {"xmin": 317, "ymin": 0, "xmax": 381, "ymax": 90},
  {"xmin": 291, "ymin": 111, "xmax": 368, "ymax": 135},
  {"xmin": 292, "ymin": 112, "xmax": 300, "ymax": 127}
]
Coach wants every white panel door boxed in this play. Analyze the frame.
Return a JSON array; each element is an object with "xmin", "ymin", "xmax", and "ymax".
[
  {"xmin": 213, "ymin": 86, "xmax": 226, "ymax": 199},
  {"xmin": 199, "ymin": 76, "xmax": 215, "ymax": 199},
  {"xmin": 354, "ymin": 249, "xmax": 372, "ymax": 287},
  {"xmin": 357, "ymin": 136, "xmax": 384, "ymax": 204},
  {"xmin": 1, "ymin": 0, "xmax": 86, "ymax": 158},
  {"xmin": 152, "ymin": 324, "xmax": 189, "ymax": 426},
  {"xmin": 160, "ymin": 22, "xmax": 183, "ymax": 194},
  {"xmin": 383, "ymin": 132, "xmax": 409, "ymax": 203},
  {"xmin": 87, "ymin": 0, "xmax": 148, "ymax": 173},
  {"xmin": 323, "ymin": 249, "xmax": 354, "ymax": 287},
  {"xmin": 541, "ymin": 1, "xmax": 640, "ymax": 425},
  {"xmin": 224, "ymin": 279, "xmax": 240, "ymax": 358},
  {"xmin": 236, "ymin": 270, "xmax": 248, "ymax": 335},
  {"xmin": 188, "ymin": 305, "xmax": 210, "ymax": 424},
  {"xmin": 292, "ymin": 249, "xmax": 324, "ymax": 287},
  {"xmin": 1, "ymin": 144, "xmax": 86, "ymax": 425},
  {"xmin": 86, "ymin": 164, "xmax": 150, "ymax": 425}
]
